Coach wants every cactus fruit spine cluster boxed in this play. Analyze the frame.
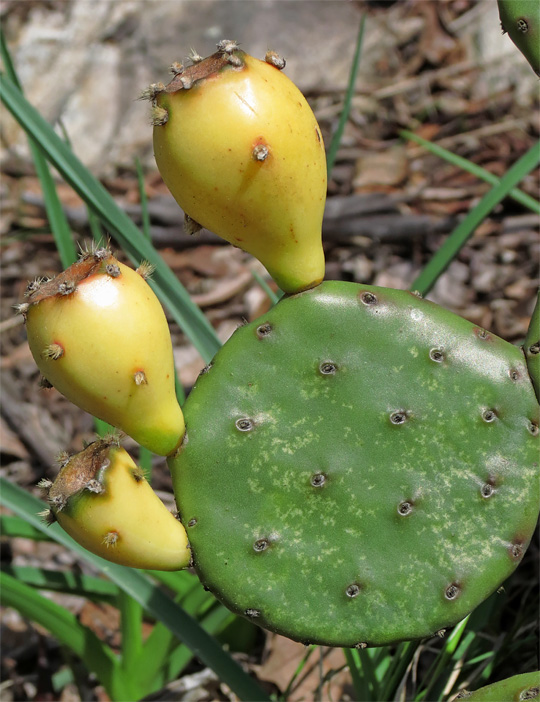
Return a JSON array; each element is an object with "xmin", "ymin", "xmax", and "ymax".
[{"xmin": 23, "ymin": 39, "xmax": 540, "ymax": 650}]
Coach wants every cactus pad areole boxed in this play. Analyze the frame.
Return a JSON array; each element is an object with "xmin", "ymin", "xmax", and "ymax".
[{"xmin": 170, "ymin": 281, "xmax": 540, "ymax": 647}]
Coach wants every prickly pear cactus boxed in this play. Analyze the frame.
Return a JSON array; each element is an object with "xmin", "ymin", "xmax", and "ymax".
[
  {"xmin": 451, "ymin": 670, "xmax": 540, "ymax": 701},
  {"xmin": 169, "ymin": 281, "xmax": 540, "ymax": 647}
]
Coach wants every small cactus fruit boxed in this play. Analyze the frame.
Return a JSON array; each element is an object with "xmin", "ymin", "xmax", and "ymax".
[
  {"xmin": 24, "ymin": 247, "xmax": 184, "ymax": 456},
  {"xmin": 169, "ymin": 281, "xmax": 540, "ymax": 647},
  {"xmin": 150, "ymin": 44, "xmax": 327, "ymax": 293},
  {"xmin": 498, "ymin": 0, "xmax": 540, "ymax": 76},
  {"xmin": 451, "ymin": 671, "xmax": 540, "ymax": 701},
  {"xmin": 42, "ymin": 438, "xmax": 190, "ymax": 570},
  {"xmin": 523, "ymin": 292, "xmax": 539, "ymax": 402}
]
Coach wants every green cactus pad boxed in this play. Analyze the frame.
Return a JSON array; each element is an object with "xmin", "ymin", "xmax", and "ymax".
[
  {"xmin": 451, "ymin": 671, "xmax": 540, "ymax": 701},
  {"xmin": 169, "ymin": 282, "xmax": 540, "ymax": 647},
  {"xmin": 498, "ymin": 0, "xmax": 540, "ymax": 76}
]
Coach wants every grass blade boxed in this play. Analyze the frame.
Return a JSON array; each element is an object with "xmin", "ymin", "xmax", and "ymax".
[
  {"xmin": 140, "ymin": 575, "xmax": 220, "ymax": 664},
  {"xmin": 1, "ymin": 564, "xmax": 119, "ymax": 601},
  {"xmin": 0, "ymin": 73, "xmax": 221, "ymax": 363},
  {"xmin": 411, "ymin": 140, "xmax": 540, "ymax": 296},
  {"xmin": 136, "ymin": 580, "xmax": 204, "ymax": 686},
  {"xmin": 326, "ymin": 15, "xmax": 366, "ymax": 177},
  {"xmin": 0, "ymin": 477, "xmax": 271, "ymax": 702},
  {"xmin": 251, "ymin": 269, "xmax": 281, "ymax": 306},
  {"xmin": 147, "ymin": 568, "xmax": 203, "ymax": 596},
  {"xmin": 416, "ymin": 616, "xmax": 470, "ymax": 702},
  {"xmin": 281, "ymin": 645, "xmax": 316, "ymax": 700},
  {"xmin": 0, "ymin": 570, "xmax": 126, "ymax": 699},
  {"xmin": 0, "ymin": 514, "xmax": 52, "ymax": 540},
  {"xmin": 379, "ymin": 640, "xmax": 418, "ymax": 701},
  {"xmin": 160, "ymin": 607, "xmax": 236, "ymax": 689},
  {"xmin": 343, "ymin": 648, "xmax": 372, "ymax": 701},
  {"xmin": 88, "ymin": 205, "xmax": 106, "ymax": 243},
  {"xmin": 400, "ymin": 130, "xmax": 540, "ymax": 215},
  {"xmin": 137, "ymin": 599, "xmax": 234, "ymax": 695},
  {"xmin": 118, "ymin": 590, "xmax": 144, "ymax": 687}
]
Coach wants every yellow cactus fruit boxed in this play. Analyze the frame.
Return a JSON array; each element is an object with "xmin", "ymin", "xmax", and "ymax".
[
  {"xmin": 151, "ymin": 43, "xmax": 327, "ymax": 294},
  {"xmin": 24, "ymin": 246, "xmax": 184, "ymax": 456},
  {"xmin": 42, "ymin": 439, "xmax": 190, "ymax": 570}
]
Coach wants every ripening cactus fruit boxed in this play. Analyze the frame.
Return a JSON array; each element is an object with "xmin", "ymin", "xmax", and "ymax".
[
  {"xmin": 22, "ymin": 246, "xmax": 184, "ymax": 456},
  {"xmin": 169, "ymin": 281, "xmax": 540, "ymax": 647},
  {"xmin": 149, "ymin": 42, "xmax": 327, "ymax": 294},
  {"xmin": 41, "ymin": 438, "xmax": 190, "ymax": 570},
  {"xmin": 452, "ymin": 671, "xmax": 540, "ymax": 701},
  {"xmin": 498, "ymin": 0, "xmax": 540, "ymax": 76}
]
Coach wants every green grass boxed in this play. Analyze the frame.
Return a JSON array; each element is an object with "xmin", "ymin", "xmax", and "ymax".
[
  {"xmin": 0, "ymin": 478, "xmax": 270, "ymax": 702},
  {"xmin": 408, "ymin": 138, "xmax": 540, "ymax": 296}
]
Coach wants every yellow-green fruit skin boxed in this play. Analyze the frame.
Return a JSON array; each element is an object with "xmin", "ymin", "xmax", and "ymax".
[
  {"xmin": 498, "ymin": 0, "xmax": 540, "ymax": 76},
  {"xmin": 26, "ymin": 262, "xmax": 184, "ymax": 456},
  {"xmin": 55, "ymin": 447, "xmax": 190, "ymax": 570},
  {"xmin": 153, "ymin": 52, "xmax": 327, "ymax": 293}
]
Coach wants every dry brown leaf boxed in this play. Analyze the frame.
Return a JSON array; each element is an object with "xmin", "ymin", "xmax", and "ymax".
[
  {"xmin": 257, "ymin": 635, "xmax": 352, "ymax": 701},
  {"xmin": 0, "ymin": 415, "xmax": 29, "ymax": 461},
  {"xmin": 354, "ymin": 148, "xmax": 409, "ymax": 192},
  {"xmin": 79, "ymin": 602, "xmax": 121, "ymax": 649}
]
